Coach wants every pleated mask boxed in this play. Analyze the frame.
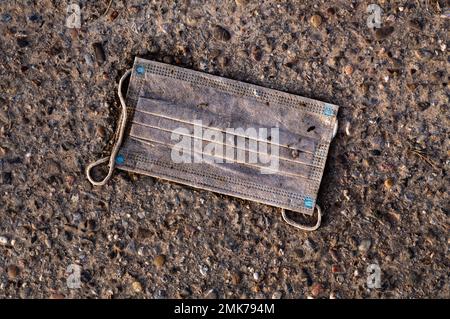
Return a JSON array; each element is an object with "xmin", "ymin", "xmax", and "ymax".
[{"xmin": 87, "ymin": 58, "xmax": 339, "ymax": 231}]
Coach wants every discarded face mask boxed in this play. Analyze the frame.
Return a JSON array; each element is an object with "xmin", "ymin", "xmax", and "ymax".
[{"xmin": 86, "ymin": 58, "xmax": 339, "ymax": 231}]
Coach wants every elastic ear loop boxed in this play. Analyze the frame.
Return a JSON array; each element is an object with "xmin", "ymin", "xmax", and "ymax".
[
  {"xmin": 86, "ymin": 69, "xmax": 132, "ymax": 186},
  {"xmin": 281, "ymin": 205, "xmax": 322, "ymax": 231},
  {"xmin": 282, "ymin": 115, "xmax": 334, "ymax": 231}
]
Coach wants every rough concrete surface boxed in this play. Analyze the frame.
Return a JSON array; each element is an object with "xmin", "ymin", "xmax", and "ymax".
[{"xmin": 0, "ymin": 0, "xmax": 448, "ymax": 298}]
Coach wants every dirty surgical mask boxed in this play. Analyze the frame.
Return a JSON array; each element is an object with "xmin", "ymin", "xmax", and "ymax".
[{"xmin": 86, "ymin": 58, "xmax": 339, "ymax": 231}]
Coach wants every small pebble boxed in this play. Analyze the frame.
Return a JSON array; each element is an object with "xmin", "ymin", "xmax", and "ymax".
[
  {"xmin": 371, "ymin": 149, "xmax": 382, "ymax": 156},
  {"xmin": 162, "ymin": 55, "xmax": 173, "ymax": 64},
  {"xmin": 388, "ymin": 211, "xmax": 401, "ymax": 223},
  {"xmin": 109, "ymin": 10, "xmax": 119, "ymax": 21},
  {"xmin": 17, "ymin": 38, "xmax": 30, "ymax": 48},
  {"xmin": 86, "ymin": 219, "xmax": 96, "ymax": 231},
  {"xmin": 7, "ymin": 265, "xmax": 20, "ymax": 279},
  {"xmin": 231, "ymin": 272, "xmax": 241, "ymax": 285},
  {"xmin": 251, "ymin": 46, "xmax": 263, "ymax": 61},
  {"xmin": 137, "ymin": 212, "xmax": 145, "ymax": 219},
  {"xmin": 408, "ymin": 19, "xmax": 423, "ymax": 31},
  {"xmin": 84, "ymin": 54, "xmax": 94, "ymax": 67},
  {"xmin": 126, "ymin": 240, "xmax": 136, "ymax": 254},
  {"xmin": 235, "ymin": 0, "xmax": 248, "ymax": 6},
  {"xmin": 417, "ymin": 102, "xmax": 431, "ymax": 111},
  {"xmin": 128, "ymin": 5, "xmax": 141, "ymax": 14},
  {"xmin": 213, "ymin": 25, "xmax": 231, "ymax": 41},
  {"xmin": 137, "ymin": 227, "xmax": 151, "ymax": 240},
  {"xmin": 69, "ymin": 28, "xmax": 78, "ymax": 41},
  {"xmin": 44, "ymin": 237, "xmax": 52, "ymax": 248},
  {"xmin": 179, "ymin": 288, "xmax": 191, "ymax": 298},
  {"xmin": 0, "ymin": 109, "xmax": 8, "ymax": 123},
  {"xmin": 1, "ymin": 13, "xmax": 12, "ymax": 23},
  {"xmin": 217, "ymin": 55, "xmax": 229, "ymax": 68},
  {"xmin": 251, "ymin": 285, "xmax": 260, "ymax": 293},
  {"xmin": 310, "ymin": 15, "xmax": 322, "ymax": 28},
  {"xmin": 96, "ymin": 125, "xmax": 106, "ymax": 138},
  {"xmin": 343, "ymin": 65, "xmax": 354, "ymax": 75},
  {"xmin": 311, "ymin": 283, "xmax": 322, "ymax": 297},
  {"xmin": 148, "ymin": 42, "xmax": 160, "ymax": 54},
  {"xmin": 153, "ymin": 255, "xmax": 166, "ymax": 268},
  {"xmin": 304, "ymin": 239, "xmax": 316, "ymax": 252},
  {"xmin": 200, "ymin": 265, "xmax": 209, "ymax": 276},
  {"xmin": 65, "ymin": 175, "xmax": 75, "ymax": 186},
  {"xmin": 137, "ymin": 246, "xmax": 146, "ymax": 256},
  {"xmin": 326, "ymin": 7, "xmax": 336, "ymax": 16},
  {"xmin": 0, "ymin": 236, "xmax": 8, "ymax": 245},
  {"xmin": 440, "ymin": 10, "xmax": 450, "ymax": 19},
  {"xmin": 331, "ymin": 264, "xmax": 342, "ymax": 273},
  {"xmin": 384, "ymin": 178, "xmax": 394, "ymax": 190},
  {"xmin": 358, "ymin": 239, "xmax": 372, "ymax": 253},
  {"xmin": 345, "ymin": 121, "xmax": 351, "ymax": 136},
  {"xmin": 156, "ymin": 289, "xmax": 167, "ymax": 299},
  {"xmin": 415, "ymin": 49, "xmax": 433, "ymax": 60},
  {"xmin": 272, "ymin": 291, "xmax": 282, "ymax": 299},
  {"xmin": 0, "ymin": 146, "xmax": 6, "ymax": 157},
  {"xmin": 253, "ymin": 272, "xmax": 260, "ymax": 281},
  {"xmin": 29, "ymin": 14, "xmax": 40, "ymax": 22},
  {"xmin": 132, "ymin": 281, "xmax": 143, "ymax": 293},
  {"xmin": 375, "ymin": 26, "xmax": 394, "ymax": 40},
  {"xmin": 330, "ymin": 249, "xmax": 340, "ymax": 262},
  {"xmin": 92, "ymin": 42, "xmax": 106, "ymax": 65}
]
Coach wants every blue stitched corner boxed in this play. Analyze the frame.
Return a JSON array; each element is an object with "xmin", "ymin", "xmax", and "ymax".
[
  {"xmin": 136, "ymin": 65, "xmax": 145, "ymax": 75},
  {"xmin": 323, "ymin": 104, "xmax": 334, "ymax": 117},
  {"xmin": 304, "ymin": 197, "xmax": 314, "ymax": 209},
  {"xmin": 115, "ymin": 154, "xmax": 125, "ymax": 165}
]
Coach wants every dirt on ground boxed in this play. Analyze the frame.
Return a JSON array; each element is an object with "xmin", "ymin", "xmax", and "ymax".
[{"xmin": 0, "ymin": 0, "xmax": 448, "ymax": 298}]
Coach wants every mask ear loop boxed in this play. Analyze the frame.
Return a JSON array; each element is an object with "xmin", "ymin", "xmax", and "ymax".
[
  {"xmin": 86, "ymin": 69, "xmax": 132, "ymax": 186},
  {"xmin": 281, "ymin": 205, "xmax": 322, "ymax": 231}
]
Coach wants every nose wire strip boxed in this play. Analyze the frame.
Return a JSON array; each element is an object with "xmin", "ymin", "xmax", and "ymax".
[{"xmin": 86, "ymin": 69, "xmax": 132, "ymax": 186}]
